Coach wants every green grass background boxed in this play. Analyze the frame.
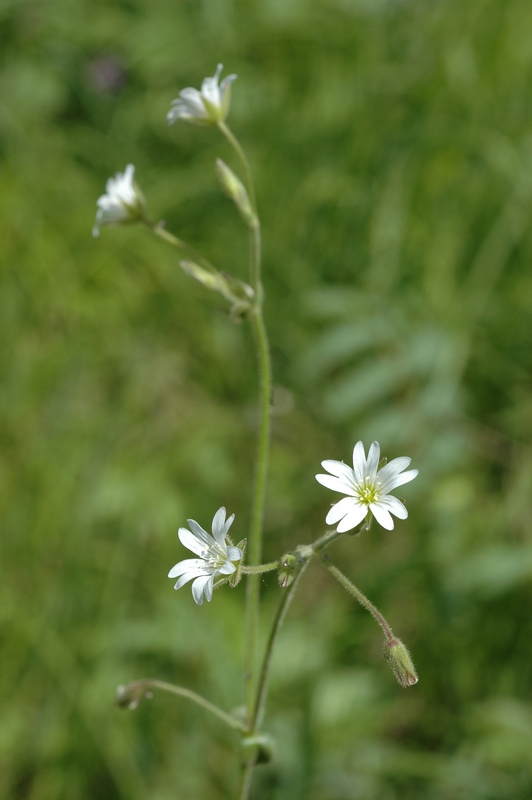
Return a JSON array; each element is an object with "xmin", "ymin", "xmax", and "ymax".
[{"xmin": 2, "ymin": 0, "xmax": 532, "ymax": 797}]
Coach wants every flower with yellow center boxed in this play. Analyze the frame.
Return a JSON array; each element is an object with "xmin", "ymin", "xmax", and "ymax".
[{"xmin": 316, "ymin": 441, "xmax": 418, "ymax": 532}]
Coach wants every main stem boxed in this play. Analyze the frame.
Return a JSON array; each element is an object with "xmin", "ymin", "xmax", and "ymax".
[
  {"xmin": 218, "ymin": 124, "xmax": 270, "ymax": 725},
  {"xmin": 245, "ymin": 309, "xmax": 271, "ymax": 721}
]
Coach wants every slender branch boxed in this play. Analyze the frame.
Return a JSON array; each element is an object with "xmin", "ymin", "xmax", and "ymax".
[
  {"xmin": 241, "ymin": 561, "xmax": 279, "ymax": 575},
  {"xmin": 319, "ymin": 557, "xmax": 395, "ymax": 641},
  {"xmin": 145, "ymin": 220, "xmax": 218, "ymax": 273},
  {"xmin": 311, "ymin": 528, "xmax": 346, "ymax": 552},
  {"xmin": 120, "ymin": 679, "xmax": 246, "ymax": 733},
  {"xmin": 252, "ymin": 559, "xmax": 310, "ymax": 731}
]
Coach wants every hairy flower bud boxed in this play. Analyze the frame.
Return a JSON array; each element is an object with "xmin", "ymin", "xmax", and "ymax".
[
  {"xmin": 384, "ymin": 637, "xmax": 418, "ymax": 688},
  {"xmin": 278, "ymin": 552, "xmax": 297, "ymax": 588}
]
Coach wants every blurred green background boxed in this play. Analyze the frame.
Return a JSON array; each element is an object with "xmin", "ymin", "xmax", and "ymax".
[{"xmin": 3, "ymin": 0, "xmax": 532, "ymax": 797}]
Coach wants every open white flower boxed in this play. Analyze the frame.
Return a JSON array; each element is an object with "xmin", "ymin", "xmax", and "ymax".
[
  {"xmin": 168, "ymin": 507, "xmax": 242, "ymax": 605},
  {"xmin": 92, "ymin": 164, "xmax": 146, "ymax": 237},
  {"xmin": 316, "ymin": 441, "xmax": 418, "ymax": 532},
  {"xmin": 166, "ymin": 64, "xmax": 237, "ymax": 126}
]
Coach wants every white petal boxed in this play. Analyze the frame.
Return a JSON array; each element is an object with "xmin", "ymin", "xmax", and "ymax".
[
  {"xmin": 178, "ymin": 527, "xmax": 207, "ymax": 556},
  {"xmin": 316, "ymin": 473, "xmax": 356, "ymax": 494},
  {"xmin": 218, "ymin": 560, "xmax": 236, "ymax": 576},
  {"xmin": 226, "ymin": 546, "xmax": 242, "ymax": 561},
  {"xmin": 380, "ymin": 468, "xmax": 418, "ymax": 494},
  {"xmin": 352, "ymin": 441, "xmax": 367, "ymax": 483},
  {"xmin": 192, "ymin": 574, "xmax": 212, "ymax": 605},
  {"xmin": 173, "ymin": 567, "xmax": 210, "ymax": 591},
  {"xmin": 320, "ymin": 459, "xmax": 355, "ymax": 482},
  {"xmin": 365, "ymin": 442, "xmax": 380, "ymax": 479},
  {"xmin": 211, "ymin": 507, "xmax": 227, "ymax": 545},
  {"xmin": 202, "ymin": 575, "xmax": 214, "ymax": 603},
  {"xmin": 168, "ymin": 558, "xmax": 206, "ymax": 578},
  {"xmin": 325, "ymin": 496, "xmax": 358, "ymax": 525},
  {"xmin": 220, "ymin": 74, "xmax": 237, "ymax": 95},
  {"xmin": 223, "ymin": 514, "xmax": 235, "ymax": 539},
  {"xmin": 336, "ymin": 504, "xmax": 368, "ymax": 532},
  {"xmin": 187, "ymin": 519, "xmax": 215, "ymax": 547},
  {"xmin": 370, "ymin": 502, "xmax": 394, "ymax": 530},
  {"xmin": 379, "ymin": 495, "xmax": 408, "ymax": 519},
  {"xmin": 178, "ymin": 88, "xmax": 207, "ymax": 115}
]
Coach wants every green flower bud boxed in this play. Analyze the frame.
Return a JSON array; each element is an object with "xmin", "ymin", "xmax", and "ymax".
[
  {"xmin": 216, "ymin": 158, "xmax": 257, "ymax": 228},
  {"xmin": 179, "ymin": 260, "xmax": 254, "ymax": 318},
  {"xmin": 278, "ymin": 552, "xmax": 297, "ymax": 588},
  {"xmin": 384, "ymin": 638, "xmax": 418, "ymax": 688}
]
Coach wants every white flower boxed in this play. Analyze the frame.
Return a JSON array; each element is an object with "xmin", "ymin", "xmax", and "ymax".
[
  {"xmin": 92, "ymin": 164, "xmax": 146, "ymax": 237},
  {"xmin": 166, "ymin": 64, "xmax": 237, "ymax": 126},
  {"xmin": 316, "ymin": 441, "xmax": 418, "ymax": 532},
  {"xmin": 168, "ymin": 507, "xmax": 242, "ymax": 605}
]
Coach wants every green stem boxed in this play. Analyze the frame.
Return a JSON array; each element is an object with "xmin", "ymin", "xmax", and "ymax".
[
  {"xmin": 319, "ymin": 557, "xmax": 395, "ymax": 641},
  {"xmin": 121, "ymin": 679, "xmax": 246, "ymax": 732},
  {"xmin": 311, "ymin": 528, "xmax": 346, "ymax": 552},
  {"xmin": 217, "ymin": 122, "xmax": 262, "ymax": 294},
  {"xmin": 252, "ymin": 559, "xmax": 310, "ymax": 731},
  {"xmin": 241, "ymin": 561, "xmax": 279, "ymax": 575},
  {"xmin": 236, "ymin": 761, "xmax": 254, "ymax": 800},
  {"xmin": 146, "ymin": 220, "xmax": 217, "ymax": 273},
  {"xmin": 244, "ymin": 308, "xmax": 272, "ymax": 724}
]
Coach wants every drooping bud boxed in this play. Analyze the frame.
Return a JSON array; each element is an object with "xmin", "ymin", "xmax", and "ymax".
[
  {"xmin": 384, "ymin": 637, "xmax": 418, "ymax": 688},
  {"xmin": 215, "ymin": 158, "xmax": 257, "ymax": 228},
  {"xmin": 115, "ymin": 683, "xmax": 153, "ymax": 710}
]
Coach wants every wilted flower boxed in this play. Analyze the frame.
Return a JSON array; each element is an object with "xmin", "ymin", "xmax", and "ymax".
[
  {"xmin": 316, "ymin": 441, "xmax": 418, "ymax": 532},
  {"xmin": 93, "ymin": 164, "xmax": 146, "ymax": 237},
  {"xmin": 168, "ymin": 507, "xmax": 242, "ymax": 605},
  {"xmin": 166, "ymin": 64, "xmax": 237, "ymax": 126}
]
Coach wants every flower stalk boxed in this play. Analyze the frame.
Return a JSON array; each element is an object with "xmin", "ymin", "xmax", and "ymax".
[{"xmin": 116, "ymin": 679, "xmax": 246, "ymax": 732}]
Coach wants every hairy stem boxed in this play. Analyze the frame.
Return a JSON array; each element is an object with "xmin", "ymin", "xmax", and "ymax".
[{"xmin": 320, "ymin": 557, "xmax": 395, "ymax": 641}]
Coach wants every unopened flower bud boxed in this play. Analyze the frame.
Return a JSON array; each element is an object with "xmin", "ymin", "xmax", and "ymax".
[
  {"xmin": 384, "ymin": 637, "xmax": 418, "ymax": 688},
  {"xmin": 179, "ymin": 261, "xmax": 254, "ymax": 319},
  {"xmin": 115, "ymin": 683, "xmax": 153, "ymax": 710},
  {"xmin": 278, "ymin": 552, "xmax": 297, "ymax": 588},
  {"xmin": 216, "ymin": 158, "xmax": 257, "ymax": 228}
]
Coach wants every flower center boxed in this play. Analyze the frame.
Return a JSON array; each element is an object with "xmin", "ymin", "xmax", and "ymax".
[
  {"xmin": 356, "ymin": 477, "xmax": 381, "ymax": 506},
  {"xmin": 201, "ymin": 543, "xmax": 228, "ymax": 571}
]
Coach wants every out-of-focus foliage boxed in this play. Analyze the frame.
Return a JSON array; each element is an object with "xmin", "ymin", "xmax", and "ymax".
[{"xmin": 2, "ymin": 0, "xmax": 532, "ymax": 797}]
